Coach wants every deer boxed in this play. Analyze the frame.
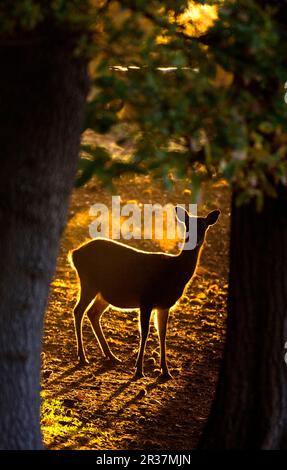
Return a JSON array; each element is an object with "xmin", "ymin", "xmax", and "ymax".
[{"xmin": 69, "ymin": 205, "xmax": 220, "ymax": 380}]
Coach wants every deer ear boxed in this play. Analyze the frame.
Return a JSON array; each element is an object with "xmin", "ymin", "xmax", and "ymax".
[
  {"xmin": 206, "ymin": 209, "xmax": 220, "ymax": 226},
  {"xmin": 175, "ymin": 205, "xmax": 189, "ymax": 227}
]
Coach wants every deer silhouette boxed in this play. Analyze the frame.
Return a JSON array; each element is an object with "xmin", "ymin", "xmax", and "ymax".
[{"xmin": 70, "ymin": 205, "xmax": 220, "ymax": 379}]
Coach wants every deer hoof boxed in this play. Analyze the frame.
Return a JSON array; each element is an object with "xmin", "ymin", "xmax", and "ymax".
[
  {"xmin": 106, "ymin": 356, "xmax": 122, "ymax": 365},
  {"xmin": 133, "ymin": 370, "xmax": 144, "ymax": 380},
  {"xmin": 78, "ymin": 357, "xmax": 89, "ymax": 366},
  {"xmin": 158, "ymin": 371, "xmax": 173, "ymax": 381}
]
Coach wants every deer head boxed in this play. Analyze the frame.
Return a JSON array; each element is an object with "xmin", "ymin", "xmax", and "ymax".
[{"xmin": 175, "ymin": 205, "xmax": 220, "ymax": 249}]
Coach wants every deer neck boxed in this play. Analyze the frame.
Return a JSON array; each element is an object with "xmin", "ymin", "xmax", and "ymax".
[{"xmin": 175, "ymin": 242, "xmax": 203, "ymax": 283}]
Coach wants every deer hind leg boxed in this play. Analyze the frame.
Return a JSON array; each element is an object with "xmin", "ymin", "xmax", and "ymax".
[
  {"xmin": 134, "ymin": 305, "xmax": 152, "ymax": 379},
  {"xmin": 155, "ymin": 309, "xmax": 172, "ymax": 379},
  {"xmin": 86, "ymin": 294, "xmax": 121, "ymax": 364},
  {"xmin": 73, "ymin": 284, "xmax": 96, "ymax": 365}
]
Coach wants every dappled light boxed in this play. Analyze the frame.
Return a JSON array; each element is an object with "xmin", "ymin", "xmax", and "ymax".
[{"xmin": 175, "ymin": 1, "xmax": 218, "ymax": 37}]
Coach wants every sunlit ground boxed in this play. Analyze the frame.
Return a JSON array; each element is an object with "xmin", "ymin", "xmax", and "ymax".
[{"xmin": 41, "ymin": 158, "xmax": 230, "ymax": 449}]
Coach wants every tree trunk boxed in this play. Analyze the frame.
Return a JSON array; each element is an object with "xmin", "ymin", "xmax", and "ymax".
[
  {"xmin": 200, "ymin": 188, "xmax": 287, "ymax": 449},
  {"xmin": 0, "ymin": 35, "xmax": 88, "ymax": 449}
]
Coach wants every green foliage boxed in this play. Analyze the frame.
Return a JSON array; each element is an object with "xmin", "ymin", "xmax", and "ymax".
[
  {"xmin": 85, "ymin": 0, "xmax": 287, "ymax": 207},
  {"xmin": 76, "ymin": 144, "xmax": 146, "ymax": 188},
  {"xmin": 3, "ymin": 0, "xmax": 287, "ymax": 207}
]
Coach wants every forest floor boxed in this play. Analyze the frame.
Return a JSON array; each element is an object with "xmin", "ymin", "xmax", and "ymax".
[{"xmin": 41, "ymin": 165, "xmax": 230, "ymax": 450}]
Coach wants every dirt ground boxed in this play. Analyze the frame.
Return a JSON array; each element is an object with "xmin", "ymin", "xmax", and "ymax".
[{"xmin": 41, "ymin": 173, "xmax": 230, "ymax": 450}]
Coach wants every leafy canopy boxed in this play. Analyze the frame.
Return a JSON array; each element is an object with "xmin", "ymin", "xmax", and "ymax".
[{"xmin": 2, "ymin": 0, "xmax": 287, "ymax": 207}]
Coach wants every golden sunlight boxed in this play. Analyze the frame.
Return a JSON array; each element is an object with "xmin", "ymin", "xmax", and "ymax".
[{"xmin": 176, "ymin": 1, "xmax": 218, "ymax": 37}]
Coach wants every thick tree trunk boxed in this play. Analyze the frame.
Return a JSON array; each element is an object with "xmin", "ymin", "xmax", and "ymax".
[
  {"xmin": 200, "ymin": 188, "xmax": 287, "ymax": 449},
  {"xmin": 0, "ymin": 35, "xmax": 88, "ymax": 449}
]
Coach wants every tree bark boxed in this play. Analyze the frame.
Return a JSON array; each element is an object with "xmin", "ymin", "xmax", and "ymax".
[
  {"xmin": 0, "ymin": 35, "xmax": 88, "ymax": 449},
  {"xmin": 200, "ymin": 188, "xmax": 287, "ymax": 449}
]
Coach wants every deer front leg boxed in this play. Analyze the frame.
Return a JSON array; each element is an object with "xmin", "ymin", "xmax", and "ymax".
[
  {"xmin": 156, "ymin": 309, "xmax": 172, "ymax": 379},
  {"xmin": 73, "ymin": 288, "xmax": 95, "ymax": 365},
  {"xmin": 74, "ymin": 302, "xmax": 87, "ymax": 364},
  {"xmin": 134, "ymin": 306, "xmax": 152, "ymax": 379},
  {"xmin": 86, "ymin": 294, "xmax": 121, "ymax": 364}
]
